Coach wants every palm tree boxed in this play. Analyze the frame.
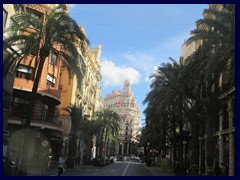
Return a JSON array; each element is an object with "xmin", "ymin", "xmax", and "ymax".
[
  {"xmin": 93, "ymin": 108, "xmax": 121, "ymax": 158},
  {"xmin": 184, "ymin": 4, "xmax": 235, "ymax": 174},
  {"xmin": 3, "ymin": 4, "xmax": 89, "ymax": 127},
  {"xmin": 143, "ymin": 58, "xmax": 190, "ymax": 164},
  {"xmin": 186, "ymin": 4, "xmax": 235, "ymax": 88},
  {"xmin": 63, "ymin": 104, "xmax": 84, "ymax": 168}
]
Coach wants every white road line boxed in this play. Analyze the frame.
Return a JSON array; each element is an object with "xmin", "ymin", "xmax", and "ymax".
[{"xmin": 121, "ymin": 161, "xmax": 131, "ymax": 176}]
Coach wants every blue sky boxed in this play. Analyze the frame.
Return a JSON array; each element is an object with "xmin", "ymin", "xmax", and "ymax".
[{"xmin": 68, "ymin": 4, "xmax": 208, "ymax": 126}]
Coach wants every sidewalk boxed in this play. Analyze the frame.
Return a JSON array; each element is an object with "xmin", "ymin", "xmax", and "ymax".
[
  {"xmin": 144, "ymin": 165, "xmax": 175, "ymax": 176},
  {"xmin": 27, "ymin": 164, "xmax": 95, "ymax": 176}
]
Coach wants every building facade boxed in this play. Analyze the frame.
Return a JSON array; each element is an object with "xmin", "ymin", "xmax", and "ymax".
[
  {"xmin": 4, "ymin": 4, "xmax": 66, "ymax": 168},
  {"xmin": 58, "ymin": 27, "xmax": 103, "ymax": 158},
  {"xmin": 104, "ymin": 80, "xmax": 141, "ymax": 156}
]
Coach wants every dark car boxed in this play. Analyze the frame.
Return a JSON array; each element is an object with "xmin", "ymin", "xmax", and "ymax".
[
  {"xmin": 3, "ymin": 156, "xmax": 17, "ymax": 176},
  {"xmin": 117, "ymin": 155, "xmax": 123, "ymax": 161}
]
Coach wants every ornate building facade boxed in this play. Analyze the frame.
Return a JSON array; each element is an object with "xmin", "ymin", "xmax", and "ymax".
[
  {"xmin": 58, "ymin": 26, "xmax": 103, "ymax": 158},
  {"xmin": 104, "ymin": 80, "xmax": 141, "ymax": 156}
]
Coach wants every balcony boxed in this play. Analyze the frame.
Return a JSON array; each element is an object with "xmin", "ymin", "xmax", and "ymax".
[
  {"xmin": 38, "ymin": 89, "xmax": 61, "ymax": 105},
  {"xmin": 8, "ymin": 116, "xmax": 63, "ymax": 132}
]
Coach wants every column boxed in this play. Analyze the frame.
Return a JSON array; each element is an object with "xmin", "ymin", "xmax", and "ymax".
[
  {"xmin": 121, "ymin": 143, "xmax": 124, "ymax": 155},
  {"xmin": 228, "ymin": 100, "xmax": 235, "ymax": 176},
  {"xmin": 219, "ymin": 108, "xmax": 224, "ymax": 164},
  {"xmin": 228, "ymin": 133, "xmax": 234, "ymax": 176}
]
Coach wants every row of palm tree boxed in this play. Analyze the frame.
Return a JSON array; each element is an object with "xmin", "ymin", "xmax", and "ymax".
[
  {"xmin": 65, "ymin": 105, "xmax": 121, "ymax": 168},
  {"xmin": 141, "ymin": 4, "xmax": 234, "ymax": 175}
]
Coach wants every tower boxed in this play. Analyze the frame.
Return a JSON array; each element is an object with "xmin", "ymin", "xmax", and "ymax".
[{"xmin": 123, "ymin": 79, "xmax": 131, "ymax": 94}]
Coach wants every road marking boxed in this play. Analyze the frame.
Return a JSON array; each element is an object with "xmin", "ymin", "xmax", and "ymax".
[{"xmin": 121, "ymin": 161, "xmax": 131, "ymax": 176}]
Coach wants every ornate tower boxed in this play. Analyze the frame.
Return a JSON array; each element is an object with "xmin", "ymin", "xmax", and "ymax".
[{"xmin": 123, "ymin": 79, "xmax": 131, "ymax": 94}]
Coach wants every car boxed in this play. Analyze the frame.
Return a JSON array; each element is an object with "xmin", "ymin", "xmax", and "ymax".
[
  {"xmin": 117, "ymin": 155, "xmax": 123, "ymax": 161},
  {"xmin": 131, "ymin": 154, "xmax": 135, "ymax": 160},
  {"xmin": 3, "ymin": 156, "xmax": 17, "ymax": 176}
]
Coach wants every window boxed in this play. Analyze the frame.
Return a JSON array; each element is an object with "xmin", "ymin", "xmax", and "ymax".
[
  {"xmin": 21, "ymin": 39, "xmax": 25, "ymax": 52},
  {"xmin": 3, "ymin": 90, "xmax": 11, "ymax": 110},
  {"xmin": 49, "ymin": 51, "xmax": 58, "ymax": 65},
  {"xmin": 11, "ymin": 97, "xmax": 29, "ymax": 116},
  {"xmin": 16, "ymin": 65, "xmax": 34, "ymax": 80},
  {"xmin": 46, "ymin": 74, "xmax": 56, "ymax": 89},
  {"xmin": 42, "ymin": 104, "xmax": 48, "ymax": 121},
  {"xmin": 42, "ymin": 103, "xmax": 55, "ymax": 122}
]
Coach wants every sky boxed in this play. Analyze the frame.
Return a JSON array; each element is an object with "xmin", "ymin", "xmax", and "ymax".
[{"xmin": 68, "ymin": 4, "xmax": 208, "ymax": 127}]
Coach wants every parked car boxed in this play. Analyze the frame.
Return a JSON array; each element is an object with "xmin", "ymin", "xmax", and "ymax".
[
  {"xmin": 117, "ymin": 155, "xmax": 123, "ymax": 161},
  {"xmin": 3, "ymin": 156, "xmax": 17, "ymax": 176},
  {"xmin": 109, "ymin": 156, "xmax": 117, "ymax": 163},
  {"xmin": 105, "ymin": 158, "xmax": 111, "ymax": 165},
  {"xmin": 131, "ymin": 154, "xmax": 135, "ymax": 160}
]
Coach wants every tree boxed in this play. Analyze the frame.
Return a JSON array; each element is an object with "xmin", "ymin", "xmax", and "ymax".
[
  {"xmin": 63, "ymin": 104, "xmax": 84, "ymax": 168},
  {"xmin": 143, "ymin": 58, "xmax": 190, "ymax": 164},
  {"xmin": 93, "ymin": 108, "xmax": 121, "ymax": 158},
  {"xmin": 3, "ymin": 4, "xmax": 89, "ymax": 127},
  {"xmin": 186, "ymin": 4, "xmax": 235, "ymax": 88},
  {"xmin": 184, "ymin": 4, "xmax": 235, "ymax": 174}
]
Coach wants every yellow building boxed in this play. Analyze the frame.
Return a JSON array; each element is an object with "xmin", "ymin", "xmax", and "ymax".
[{"xmin": 58, "ymin": 26, "xmax": 102, "ymax": 156}]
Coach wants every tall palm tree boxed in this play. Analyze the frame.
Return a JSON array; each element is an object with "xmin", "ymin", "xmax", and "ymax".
[
  {"xmin": 185, "ymin": 4, "xmax": 235, "ymax": 174},
  {"xmin": 3, "ymin": 4, "xmax": 89, "ymax": 127},
  {"xmin": 143, "ymin": 58, "xmax": 190, "ymax": 164},
  {"xmin": 93, "ymin": 108, "xmax": 121, "ymax": 158},
  {"xmin": 186, "ymin": 4, "xmax": 235, "ymax": 88}
]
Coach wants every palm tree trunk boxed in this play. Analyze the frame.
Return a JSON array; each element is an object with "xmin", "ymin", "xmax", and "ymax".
[
  {"xmin": 190, "ymin": 120, "xmax": 200, "ymax": 175},
  {"xmin": 26, "ymin": 46, "xmax": 49, "ymax": 127},
  {"xmin": 99, "ymin": 127, "xmax": 105, "ymax": 158},
  {"xmin": 20, "ymin": 46, "xmax": 49, "ymax": 175},
  {"xmin": 103, "ymin": 129, "xmax": 109, "ymax": 158}
]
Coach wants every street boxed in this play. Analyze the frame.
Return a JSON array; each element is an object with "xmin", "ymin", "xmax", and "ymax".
[{"xmin": 59, "ymin": 157, "xmax": 174, "ymax": 176}]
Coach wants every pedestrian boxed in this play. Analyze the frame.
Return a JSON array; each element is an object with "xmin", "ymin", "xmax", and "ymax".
[
  {"xmin": 57, "ymin": 154, "xmax": 65, "ymax": 176},
  {"xmin": 220, "ymin": 163, "xmax": 226, "ymax": 176},
  {"xmin": 214, "ymin": 162, "xmax": 222, "ymax": 176},
  {"xmin": 141, "ymin": 156, "xmax": 145, "ymax": 164},
  {"xmin": 174, "ymin": 160, "xmax": 182, "ymax": 176}
]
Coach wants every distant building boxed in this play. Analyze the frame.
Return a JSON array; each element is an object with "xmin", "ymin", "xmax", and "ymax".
[{"xmin": 104, "ymin": 80, "xmax": 141, "ymax": 156}]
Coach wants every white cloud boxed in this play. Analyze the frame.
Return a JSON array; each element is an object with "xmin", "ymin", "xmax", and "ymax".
[
  {"xmin": 119, "ymin": 31, "xmax": 191, "ymax": 85},
  {"xmin": 101, "ymin": 60, "xmax": 141, "ymax": 87}
]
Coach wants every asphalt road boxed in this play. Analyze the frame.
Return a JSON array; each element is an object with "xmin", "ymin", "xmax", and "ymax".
[{"xmin": 62, "ymin": 158, "xmax": 157, "ymax": 176}]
